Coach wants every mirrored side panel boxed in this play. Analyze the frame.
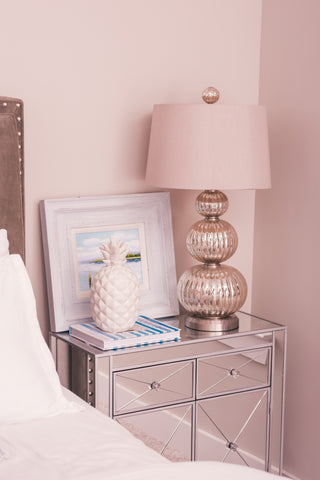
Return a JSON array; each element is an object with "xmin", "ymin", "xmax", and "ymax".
[
  {"xmin": 269, "ymin": 328, "xmax": 287, "ymax": 474},
  {"xmin": 50, "ymin": 335, "xmax": 98, "ymax": 406},
  {"xmin": 96, "ymin": 355, "xmax": 110, "ymax": 415}
]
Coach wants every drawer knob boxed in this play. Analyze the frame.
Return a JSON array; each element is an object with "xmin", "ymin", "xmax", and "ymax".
[
  {"xmin": 229, "ymin": 368, "xmax": 240, "ymax": 378},
  {"xmin": 150, "ymin": 381, "xmax": 161, "ymax": 391},
  {"xmin": 226, "ymin": 441, "xmax": 238, "ymax": 451}
]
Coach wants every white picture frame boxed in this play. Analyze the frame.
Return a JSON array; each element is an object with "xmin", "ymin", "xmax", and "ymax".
[{"xmin": 40, "ymin": 192, "xmax": 179, "ymax": 332}]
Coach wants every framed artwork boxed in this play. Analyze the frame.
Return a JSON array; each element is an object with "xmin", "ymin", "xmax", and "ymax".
[
  {"xmin": 71, "ymin": 223, "xmax": 149, "ymax": 299},
  {"xmin": 40, "ymin": 192, "xmax": 179, "ymax": 332}
]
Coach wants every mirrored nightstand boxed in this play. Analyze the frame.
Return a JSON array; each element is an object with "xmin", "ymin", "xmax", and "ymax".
[{"xmin": 50, "ymin": 311, "xmax": 286, "ymax": 474}]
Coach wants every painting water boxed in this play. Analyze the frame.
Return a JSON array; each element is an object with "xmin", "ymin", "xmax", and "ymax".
[{"xmin": 73, "ymin": 226, "xmax": 144, "ymax": 294}]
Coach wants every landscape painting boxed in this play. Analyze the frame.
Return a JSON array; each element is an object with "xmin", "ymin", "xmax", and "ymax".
[{"xmin": 71, "ymin": 223, "xmax": 149, "ymax": 299}]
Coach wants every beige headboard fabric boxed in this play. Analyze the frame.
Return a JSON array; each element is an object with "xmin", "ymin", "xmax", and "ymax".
[{"xmin": 0, "ymin": 97, "xmax": 25, "ymax": 261}]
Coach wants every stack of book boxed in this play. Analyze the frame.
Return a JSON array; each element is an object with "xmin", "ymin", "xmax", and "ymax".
[{"xmin": 69, "ymin": 315, "xmax": 180, "ymax": 351}]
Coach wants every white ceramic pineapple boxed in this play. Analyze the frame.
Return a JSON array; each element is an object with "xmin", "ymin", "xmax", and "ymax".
[{"xmin": 90, "ymin": 238, "xmax": 140, "ymax": 332}]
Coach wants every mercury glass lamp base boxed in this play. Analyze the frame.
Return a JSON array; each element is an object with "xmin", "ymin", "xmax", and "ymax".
[{"xmin": 185, "ymin": 314, "xmax": 239, "ymax": 332}]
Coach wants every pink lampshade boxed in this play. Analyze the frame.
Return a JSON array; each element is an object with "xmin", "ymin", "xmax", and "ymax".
[{"xmin": 146, "ymin": 103, "xmax": 271, "ymax": 191}]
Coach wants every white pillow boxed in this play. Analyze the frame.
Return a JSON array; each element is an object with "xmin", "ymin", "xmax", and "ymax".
[
  {"xmin": 0, "ymin": 231, "xmax": 78, "ymax": 423},
  {"xmin": 0, "ymin": 229, "xmax": 9, "ymax": 257}
]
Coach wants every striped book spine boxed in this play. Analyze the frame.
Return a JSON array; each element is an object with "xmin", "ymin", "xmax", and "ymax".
[{"xmin": 69, "ymin": 315, "xmax": 180, "ymax": 350}]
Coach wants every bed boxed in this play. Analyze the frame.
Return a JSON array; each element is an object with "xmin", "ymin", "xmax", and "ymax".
[
  {"xmin": 0, "ymin": 389, "xmax": 282, "ymax": 480},
  {"xmin": 0, "ymin": 98, "xmax": 282, "ymax": 480}
]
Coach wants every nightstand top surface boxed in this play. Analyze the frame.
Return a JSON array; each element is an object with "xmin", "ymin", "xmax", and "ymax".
[{"xmin": 51, "ymin": 311, "xmax": 286, "ymax": 357}]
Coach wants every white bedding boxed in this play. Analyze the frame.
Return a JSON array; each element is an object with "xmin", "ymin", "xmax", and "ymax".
[
  {"xmin": 0, "ymin": 389, "xmax": 282, "ymax": 480},
  {"xmin": 0, "ymin": 389, "xmax": 164, "ymax": 480}
]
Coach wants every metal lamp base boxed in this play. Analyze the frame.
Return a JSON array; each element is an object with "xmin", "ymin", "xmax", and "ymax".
[
  {"xmin": 177, "ymin": 190, "xmax": 247, "ymax": 332},
  {"xmin": 185, "ymin": 314, "xmax": 239, "ymax": 332}
]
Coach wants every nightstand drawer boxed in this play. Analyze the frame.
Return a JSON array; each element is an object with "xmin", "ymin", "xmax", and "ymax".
[
  {"xmin": 113, "ymin": 360, "xmax": 195, "ymax": 415},
  {"xmin": 197, "ymin": 348, "xmax": 270, "ymax": 398},
  {"xmin": 116, "ymin": 402, "xmax": 194, "ymax": 461},
  {"xmin": 195, "ymin": 389, "xmax": 269, "ymax": 466}
]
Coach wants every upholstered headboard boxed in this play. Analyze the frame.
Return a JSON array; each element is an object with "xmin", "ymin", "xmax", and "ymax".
[{"xmin": 0, "ymin": 97, "xmax": 25, "ymax": 261}]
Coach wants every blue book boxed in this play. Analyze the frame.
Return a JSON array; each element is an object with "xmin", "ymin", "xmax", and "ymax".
[{"xmin": 69, "ymin": 316, "xmax": 180, "ymax": 351}]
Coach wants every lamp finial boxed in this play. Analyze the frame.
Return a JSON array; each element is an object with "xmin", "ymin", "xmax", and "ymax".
[{"xmin": 202, "ymin": 86, "xmax": 220, "ymax": 104}]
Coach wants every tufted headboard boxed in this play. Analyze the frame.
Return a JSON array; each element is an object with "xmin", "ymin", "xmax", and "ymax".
[{"xmin": 0, "ymin": 97, "xmax": 25, "ymax": 261}]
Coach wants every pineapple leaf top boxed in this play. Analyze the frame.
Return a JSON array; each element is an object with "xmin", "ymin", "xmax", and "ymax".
[{"xmin": 100, "ymin": 238, "xmax": 128, "ymax": 266}]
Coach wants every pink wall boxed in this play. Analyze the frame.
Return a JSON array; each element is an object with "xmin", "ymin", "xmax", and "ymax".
[
  {"xmin": 0, "ymin": 0, "xmax": 262, "ymax": 337},
  {"xmin": 254, "ymin": 1, "xmax": 320, "ymax": 479}
]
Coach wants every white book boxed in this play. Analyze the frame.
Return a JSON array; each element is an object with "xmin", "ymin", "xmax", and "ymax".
[{"xmin": 69, "ymin": 316, "xmax": 180, "ymax": 351}]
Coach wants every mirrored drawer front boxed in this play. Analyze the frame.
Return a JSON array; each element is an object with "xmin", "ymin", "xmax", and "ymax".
[
  {"xmin": 116, "ymin": 402, "xmax": 193, "ymax": 461},
  {"xmin": 196, "ymin": 388, "xmax": 269, "ymax": 469},
  {"xmin": 197, "ymin": 348, "xmax": 270, "ymax": 398},
  {"xmin": 113, "ymin": 360, "xmax": 195, "ymax": 415}
]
